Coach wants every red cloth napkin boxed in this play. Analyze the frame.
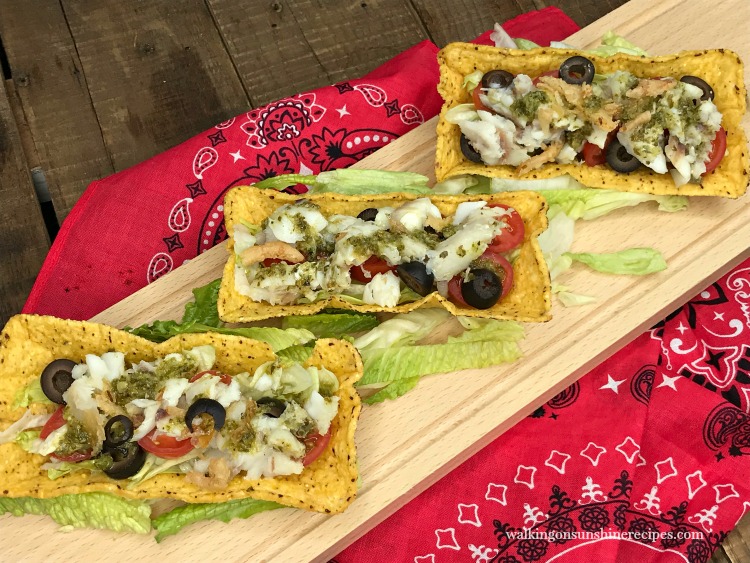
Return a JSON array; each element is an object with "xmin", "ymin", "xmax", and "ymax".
[{"xmin": 22, "ymin": 7, "xmax": 750, "ymax": 562}]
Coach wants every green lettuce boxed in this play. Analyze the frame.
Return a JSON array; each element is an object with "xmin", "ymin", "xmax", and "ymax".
[
  {"xmin": 514, "ymin": 38, "xmax": 541, "ymax": 50},
  {"xmin": 14, "ymin": 429, "xmax": 40, "ymax": 452},
  {"xmin": 589, "ymin": 31, "xmax": 649, "ymax": 57},
  {"xmin": 153, "ymin": 498, "xmax": 282, "ymax": 542},
  {"xmin": 0, "ymin": 493, "xmax": 151, "ymax": 534},
  {"xmin": 13, "ymin": 379, "xmax": 52, "ymax": 408},
  {"xmin": 540, "ymin": 188, "xmax": 688, "ymax": 221},
  {"xmin": 282, "ymin": 312, "xmax": 379, "ymax": 338},
  {"xmin": 254, "ymin": 169, "xmax": 432, "ymax": 195},
  {"xmin": 565, "ymin": 248, "xmax": 668, "ymax": 275},
  {"xmin": 276, "ymin": 344, "xmax": 315, "ymax": 363},
  {"xmin": 181, "ymin": 278, "xmax": 222, "ymax": 326}
]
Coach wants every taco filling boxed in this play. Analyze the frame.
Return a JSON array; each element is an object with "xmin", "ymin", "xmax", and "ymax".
[
  {"xmin": 448, "ymin": 57, "xmax": 725, "ymax": 186},
  {"xmin": 3, "ymin": 345, "xmax": 340, "ymax": 486},
  {"xmin": 232, "ymin": 197, "xmax": 524, "ymax": 311}
]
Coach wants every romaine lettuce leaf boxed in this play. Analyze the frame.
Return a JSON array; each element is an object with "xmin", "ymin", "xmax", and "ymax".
[
  {"xmin": 360, "ymin": 340, "xmax": 522, "ymax": 404},
  {"xmin": 13, "ymin": 379, "xmax": 52, "ymax": 408},
  {"xmin": 540, "ymin": 188, "xmax": 688, "ymax": 220},
  {"xmin": 0, "ymin": 493, "xmax": 151, "ymax": 534},
  {"xmin": 276, "ymin": 344, "xmax": 315, "ymax": 363},
  {"xmin": 153, "ymin": 498, "xmax": 282, "ymax": 542},
  {"xmin": 565, "ymin": 248, "xmax": 667, "ymax": 275},
  {"xmin": 254, "ymin": 169, "xmax": 432, "ymax": 195},
  {"xmin": 282, "ymin": 312, "xmax": 379, "ymax": 338},
  {"xmin": 514, "ymin": 38, "xmax": 541, "ymax": 50},
  {"xmin": 590, "ymin": 31, "xmax": 649, "ymax": 57},
  {"xmin": 181, "ymin": 278, "xmax": 222, "ymax": 326},
  {"xmin": 354, "ymin": 309, "xmax": 453, "ymax": 352},
  {"xmin": 14, "ymin": 429, "xmax": 40, "ymax": 452}
]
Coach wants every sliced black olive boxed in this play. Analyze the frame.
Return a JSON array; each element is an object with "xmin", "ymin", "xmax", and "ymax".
[
  {"xmin": 104, "ymin": 442, "xmax": 147, "ymax": 480},
  {"xmin": 396, "ymin": 261, "xmax": 434, "ymax": 296},
  {"xmin": 257, "ymin": 397, "xmax": 287, "ymax": 418},
  {"xmin": 460, "ymin": 134, "xmax": 483, "ymax": 163},
  {"xmin": 606, "ymin": 139, "xmax": 642, "ymax": 173},
  {"xmin": 185, "ymin": 398, "xmax": 226, "ymax": 432},
  {"xmin": 356, "ymin": 208, "xmax": 379, "ymax": 222},
  {"xmin": 481, "ymin": 69, "xmax": 514, "ymax": 90},
  {"xmin": 680, "ymin": 75, "xmax": 714, "ymax": 101},
  {"xmin": 40, "ymin": 359, "xmax": 76, "ymax": 404},
  {"xmin": 559, "ymin": 56, "xmax": 595, "ymax": 85},
  {"xmin": 461, "ymin": 268, "xmax": 501, "ymax": 310},
  {"xmin": 103, "ymin": 415, "xmax": 134, "ymax": 450}
]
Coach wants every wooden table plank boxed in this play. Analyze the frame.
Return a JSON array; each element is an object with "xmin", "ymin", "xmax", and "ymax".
[
  {"xmin": 409, "ymin": 0, "xmax": 629, "ymax": 46},
  {"xmin": 207, "ymin": 0, "xmax": 429, "ymax": 106},
  {"xmin": 59, "ymin": 0, "xmax": 250, "ymax": 172},
  {"xmin": 0, "ymin": 0, "xmax": 114, "ymax": 223},
  {"xmin": 0, "ymin": 78, "xmax": 49, "ymax": 325}
]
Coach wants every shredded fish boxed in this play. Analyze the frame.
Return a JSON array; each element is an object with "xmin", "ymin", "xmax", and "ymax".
[
  {"xmin": 185, "ymin": 457, "xmax": 232, "ymax": 490},
  {"xmin": 517, "ymin": 140, "xmax": 564, "ymax": 175},
  {"xmin": 626, "ymin": 78, "xmax": 675, "ymax": 99},
  {"xmin": 620, "ymin": 110, "xmax": 652, "ymax": 133}
]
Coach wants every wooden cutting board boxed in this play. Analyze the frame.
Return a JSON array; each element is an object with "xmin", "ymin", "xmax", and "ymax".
[{"xmin": 3, "ymin": 0, "xmax": 749, "ymax": 560}]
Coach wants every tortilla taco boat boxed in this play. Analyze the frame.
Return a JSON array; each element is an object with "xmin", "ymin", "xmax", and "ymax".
[
  {"xmin": 217, "ymin": 187, "xmax": 552, "ymax": 323},
  {"xmin": 436, "ymin": 43, "xmax": 749, "ymax": 198},
  {"xmin": 0, "ymin": 315, "xmax": 362, "ymax": 515}
]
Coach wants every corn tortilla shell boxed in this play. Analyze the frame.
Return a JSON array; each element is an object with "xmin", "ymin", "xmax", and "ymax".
[
  {"xmin": 436, "ymin": 43, "xmax": 749, "ymax": 198},
  {"xmin": 218, "ymin": 187, "xmax": 551, "ymax": 323},
  {"xmin": 0, "ymin": 315, "xmax": 362, "ymax": 514}
]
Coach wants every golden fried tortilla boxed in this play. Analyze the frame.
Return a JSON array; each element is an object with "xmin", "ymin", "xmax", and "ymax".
[
  {"xmin": 436, "ymin": 44, "xmax": 749, "ymax": 198},
  {"xmin": 0, "ymin": 315, "xmax": 362, "ymax": 514},
  {"xmin": 218, "ymin": 187, "xmax": 551, "ymax": 323}
]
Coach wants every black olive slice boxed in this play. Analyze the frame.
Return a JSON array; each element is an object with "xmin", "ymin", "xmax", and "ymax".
[
  {"xmin": 461, "ymin": 268, "xmax": 502, "ymax": 310},
  {"xmin": 481, "ymin": 69, "xmax": 514, "ymax": 90},
  {"xmin": 396, "ymin": 261, "xmax": 435, "ymax": 296},
  {"xmin": 460, "ymin": 134, "xmax": 483, "ymax": 163},
  {"xmin": 257, "ymin": 397, "xmax": 287, "ymax": 418},
  {"xmin": 104, "ymin": 442, "xmax": 147, "ymax": 480},
  {"xmin": 356, "ymin": 208, "xmax": 379, "ymax": 222},
  {"xmin": 40, "ymin": 359, "xmax": 77, "ymax": 404},
  {"xmin": 680, "ymin": 75, "xmax": 714, "ymax": 101},
  {"xmin": 606, "ymin": 139, "xmax": 642, "ymax": 173},
  {"xmin": 558, "ymin": 56, "xmax": 595, "ymax": 85},
  {"xmin": 185, "ymin": 398, "xmax": 226, "ymax": 432},
  {"xmin": 103, "ymin": 415, "xmax": 134, "ymax": 450}
]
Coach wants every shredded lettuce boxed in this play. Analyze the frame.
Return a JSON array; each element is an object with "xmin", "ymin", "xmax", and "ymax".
[
  {"xmin": 276, "ymin": 344, "xmax": 315, "ymax": 363},
  {"xmin": 354, "ymin": 309, "xmax": 452, "ymax": 353},
  {"xmin": 282, "ymin": 312, "xmax": 379, "ymax": 338},
  {"xmin": 514, "ymin": 38, "xmax": 541, "ymax": 50},
  {"xmin": 540, "ymin": 189, "xmax": 688, "ymax": 221},
  {"xmin": 0, "ymin": 493, "xmax": 151, "ymax": 534},
  {"xmin": 254, "ymin": 169, "xmax": 432, "ymax": 195},
  {"xmin": 565, "ymin": 248, "xmax": 667, "ymax": 275},
  {"xmin": 14, "ymin": 429, "xmax": 40, "ymax": 453},
  {"xmin": 589, "ymin": 31, "xmax": 649, "ymax": 57},
  {"xmin": 13, "ymin": 379, "xmax": 52, "ymax": 408},
  {"xmin": 463, "ymin": 70, "xmax": 483, "ymax": 92},
  {"xmin": 153, "ymin": 498, "xmax": 282, "ymax": 542}
]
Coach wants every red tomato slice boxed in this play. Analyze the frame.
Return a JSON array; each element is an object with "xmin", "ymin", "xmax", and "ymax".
[
  {"xmin": 189, "ymin": 370, "xmax": 232, "ymax": 385},
  {"xmin": 350, "ymin": 256, "xmax": 395, "ymax": 284},
  {"xmin": 582, "ymin": 130, "xmax": 617, "ymax": 167},
  {"xmin": 447, "ymin": 250, "xmax": 514, "ymax": 309},
  {"xmin": 472, "ymin": 85, "xmax": 495, "ymax": 113},
  {"xmin": 703, "ymin": 127, "xmax": 727, "ymax": 175},
  {"xmin": 138, "ymin": 429, "xmax": 195, "ymax": 459},
  {"xmin": 532, "ymin": 69, "xmax": 559, "ymax": 86},
  {"xmin": 448, "ymin": 275, "xmax": 469, "ymax": 307},
  {"xmin": 487, "ymin": 204, "xmax": 525, "ymax": 253},
  {"xmin": 40, "ymin": 406, "xmax": 93, "ymax": 462},
  {"xmin": 302, "ymin": 430, "xmax": 332, "ymax": 466},
  {"xmin": 40, "ymin": 406, "xmax": 65, "ymax": 439}
]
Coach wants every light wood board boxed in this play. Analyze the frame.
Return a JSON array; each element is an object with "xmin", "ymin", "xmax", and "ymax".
[{"xmin": 2, "ymin": 0, "xmax": 750, "ymax": 560}]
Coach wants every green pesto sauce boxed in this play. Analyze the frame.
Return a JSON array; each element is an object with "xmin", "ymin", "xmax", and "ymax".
[
  {"xmin": 440, "ymin": 224, "xmax": 460, "ymax": 239},
  {"xmin": 113, "ymin": 357, "xmax": 198, "ymax": 406},
  {"xmin": 583, "ymin": 94, "xmax": 605, "ymax": 111},
  {"xmin": 222, "ymin": 417, "xmax": 256, "ymax": 452},
  {"xmin": 55, "ymin": 412, "xmax": 94, "ymax": 457},
  {"xmin": 510, "ymin": 91, "xmax": 549, "ymax": 121},
  {"xmin": 347, "ymin": 230, "xmax": 405, "ymax": 256},
  {"xmin": 567, "ymin": 123, "xmax": 593, "ymax": 150},
  {"xmin": 619, "ymin": 97, "xmax": 654, "ymax": 122}
]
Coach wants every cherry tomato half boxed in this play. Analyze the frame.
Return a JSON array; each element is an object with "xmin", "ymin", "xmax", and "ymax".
[
  {"xmin": 487, "ymin": 204, "xmax": 525, "ymax": 253},
  {"xmin": 189, "ymin": 370, "xmax": 232, "ymax": 386},
  {"xmin": 350, "ymin": 256, "xmax": 395, "ymax": 284},
  {"xmin": 138, "ymin": 429, "xmax": 195, "ymax": 459},
  {"xmin": 302, "ymin": 430, "xmax": 332, "ymax": 466},
  {"xmin": 472, "ymin": 86, "xmax": 495, "ymax": 113},
  {"xmin": 532, "ymin": 69, "xmax": 559, "ymax": 86},
  {"xmin": 40, "ymin": 406, "xmax": 93, "ymax": 462},
  {"xmin": 447, "ymin": 250, "xmax": 514, "ymax": 308},
  {"xmin": 582, "ymin": 130, "xmax": 617, "ymax": 167},
  {"xmin": 703, "ymin": 127, "xmax": 727, "ymax": 175}
]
